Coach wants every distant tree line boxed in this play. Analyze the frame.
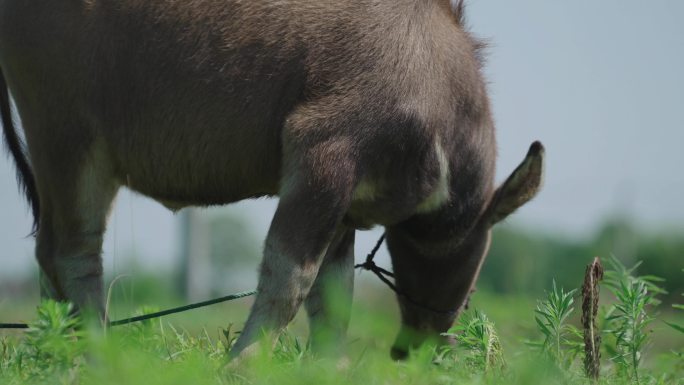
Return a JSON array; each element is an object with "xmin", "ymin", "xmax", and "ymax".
[{"xmin": 482, "ymin": 217, "xmax": 683, "ymax": 305}]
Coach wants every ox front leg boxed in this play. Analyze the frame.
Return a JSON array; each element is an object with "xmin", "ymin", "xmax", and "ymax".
[
  {"xmin": 304, "ymin": 228, "xmax": 355, "ymax": 355},
  {"xmin": 230, "ymin": 161, "xmax": 355, "ymax": 359}
]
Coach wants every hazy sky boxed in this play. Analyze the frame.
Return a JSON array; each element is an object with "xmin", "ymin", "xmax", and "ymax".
[{"xmin": 1, "ymin": 1, "xmax": 683, "ymax": 278}]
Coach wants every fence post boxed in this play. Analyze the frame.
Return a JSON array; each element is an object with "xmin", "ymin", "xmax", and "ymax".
[{"xmin": 179, "ymin": 208, "xmax": 212, "ymax": 301}]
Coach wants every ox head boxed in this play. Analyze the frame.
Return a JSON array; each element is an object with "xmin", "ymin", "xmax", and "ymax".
[{"xmin": 387, "ymin": 141, "xmax": 545, "ymax": 360}]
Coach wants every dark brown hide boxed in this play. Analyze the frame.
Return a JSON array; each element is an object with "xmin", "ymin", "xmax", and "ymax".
[{"xmin": 0, "ymin": 0, "xmax": 543, "ymax": 358}]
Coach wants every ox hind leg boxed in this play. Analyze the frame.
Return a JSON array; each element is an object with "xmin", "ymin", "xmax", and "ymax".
[
  {"xmin": 304, "ymin": 227, "xmax": 355, "ymax": 355},
  {"xmin": 33, "ymin": 138, "xmax": 119, "ymax": 319}
]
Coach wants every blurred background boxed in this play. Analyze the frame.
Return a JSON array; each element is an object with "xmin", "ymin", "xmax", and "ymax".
[{"xmin": 1, "ymin": 0, "xmax": 682, "ymax": 349}]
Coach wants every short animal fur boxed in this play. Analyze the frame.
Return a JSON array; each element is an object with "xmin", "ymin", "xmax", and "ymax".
[{"xmin": 0, "ymin": 0, "xmax": 544, "ymax": 358}]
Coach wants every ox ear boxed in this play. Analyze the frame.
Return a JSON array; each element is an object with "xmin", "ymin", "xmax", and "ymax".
[{"xmin": 486, "ymin": 141, "xmax": 545, "ymax": 225}]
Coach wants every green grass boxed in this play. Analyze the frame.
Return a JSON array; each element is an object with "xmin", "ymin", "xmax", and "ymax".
[{"xmin": 1, "ymin": 261, "xmax": 683, "ymax": 385}]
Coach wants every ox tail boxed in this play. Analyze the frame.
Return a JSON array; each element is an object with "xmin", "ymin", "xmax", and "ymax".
[{"xmin": 0, "ymin": 67, "xmax": 40, "ymax": 235}]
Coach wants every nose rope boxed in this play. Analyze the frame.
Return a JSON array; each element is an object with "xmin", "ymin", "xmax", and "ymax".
[
  {"xmin": 0, "ymin": 290, "xmax": 257, "ymax": 330},
  {"xmin": 355, "ymin": 233, "xmax": 458, "ymax": 316}
]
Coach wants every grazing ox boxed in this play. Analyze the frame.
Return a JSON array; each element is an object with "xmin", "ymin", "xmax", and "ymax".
[{"xmin": 0, "ymin": 0, "xmax": 544, "ymax": 359}]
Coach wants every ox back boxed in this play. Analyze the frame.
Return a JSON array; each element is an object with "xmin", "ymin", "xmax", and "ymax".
[{"xmin": 0, "ymin": 0, "xmax": 491, "ymax": 211}]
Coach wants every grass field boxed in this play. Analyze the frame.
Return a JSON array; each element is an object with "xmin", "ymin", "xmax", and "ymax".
[{"xmin": 1, "ymin": 258, "xmax": 683, "ymax": 385}]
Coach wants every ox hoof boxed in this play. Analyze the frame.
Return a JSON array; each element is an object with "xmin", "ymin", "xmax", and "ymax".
[{"xmin": 390, "ymin": 346, "xmax": 409, "ymax": 361}]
